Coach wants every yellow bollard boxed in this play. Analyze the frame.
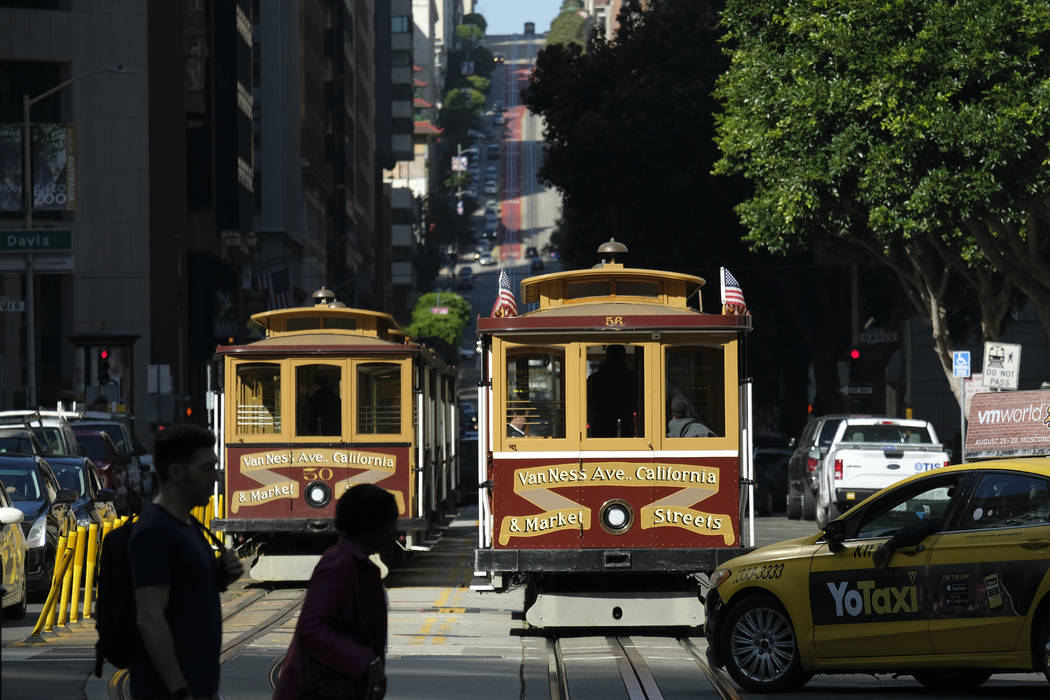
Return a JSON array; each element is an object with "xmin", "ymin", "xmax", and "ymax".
[
  {"xmin": 27, "ymin": 545, "xmax": 75, "ymax": 640},
  {"xmin": 69, "ymin": 525, "xmax": 88, "ymax": 624},
  {"xmin": 56, "ymin": 528, "xmax": 79, "ymax": 628},
  {"xmin": 82, "ymin": 523, "xmax": 100, "ymax": 619},
  {"xmin": 43, "ymin": 534, "xmax": 69, "ymax": 634},
  {"xmin": 100, "ymin": 517, "xmax": 113, "ymax": 544}
]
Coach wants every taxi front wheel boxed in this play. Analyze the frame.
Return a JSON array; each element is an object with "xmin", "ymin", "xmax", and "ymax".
[{"xmin": 721, "ymin": 593, "xmax": 810, "ymax": 693}]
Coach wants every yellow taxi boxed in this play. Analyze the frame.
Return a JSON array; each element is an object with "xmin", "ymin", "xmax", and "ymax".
[{"xmin": 705, "ymin": 459, "xmax": 1050, "ymax": 693}]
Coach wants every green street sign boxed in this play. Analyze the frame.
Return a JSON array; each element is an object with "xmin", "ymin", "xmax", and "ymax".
[{"xmin": 0, "ymin": 229, "xmax": 73, "ymax": 253}]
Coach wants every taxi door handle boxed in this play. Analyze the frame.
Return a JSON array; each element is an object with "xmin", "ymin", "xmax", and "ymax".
[
  {"xmin": 1020, "ymin": 540, "xmax": 1050, "ymax": 550},
  {"xmin": 897, "ymin": 545, "xmax": 925, "ymax": 556}
]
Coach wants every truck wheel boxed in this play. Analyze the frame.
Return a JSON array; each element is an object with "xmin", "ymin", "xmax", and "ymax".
[
  {"xmin": 721, "ymin": 594, "xmax": 811, "ymax": 693},
  {"xmin": 801, "ymin": 489, "xmax": 816, "ymax": 521},
  {"xmin": 786, "ymin": 486, "xmax": 801, "ymax": 520}
]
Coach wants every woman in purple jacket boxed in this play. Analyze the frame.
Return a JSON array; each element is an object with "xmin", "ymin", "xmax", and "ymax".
[{"xmin": 273, "ymin": 483, "xmax": 398, "ymax": 699}]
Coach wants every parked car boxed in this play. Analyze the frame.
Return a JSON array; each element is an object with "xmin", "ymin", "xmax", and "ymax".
[
  {"xmin": 0, "ymin": 481, "xmax": 28, "ymax": 618},
  {"xmin": 479, "ymin": 252, "xmax": 497, "ymax": 266},
  {"xmin": 47, "ymin": 456, "xmax": 117, "ymax": 530},
  {"xmin": 484, "ymin": 180, "xmax": 498, "ymax": 194},
  {"xmin": 0, "ymin": 410, "xmax": 82, "ymax": 457},
  {"xmin": 0, "ymin": 455, "xmax": 76, "ymax": 597},
  {"xmin": 0, "ymin": 428, "xmax": 45, "ymax": 456},
  {"xmin": 492, "ymin": 113, "xmax": 505, "ymax": 126},
  {"xmin": 71, "ymin": 412, "xmax": 148, "ymax": 504},
  {"xmin": 457, "ymin": 267, "xmax": 475, "ymax": 290},
  {"xmin": 74, "ymin": 430, "xmax": 134, "ymax": 514},
  {"xmin": 786, "ymin": 414, "xmax": 860, "ymax": 521},
  {"xmin": 529, "ymin": 257, "xmax": 545, "ymax": 274},
  {"xmin": 706, "ymin": 458, "xmax": 1050, "ymax": 693}
]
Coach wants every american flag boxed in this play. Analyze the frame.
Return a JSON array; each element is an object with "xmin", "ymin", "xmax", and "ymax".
[
  {"xmin": 490, "ymin": 268, "xmax": 518, "ymax": 318},
  {"xmin": 720, "ymin": 267, "xmax": 747, "ymax": 314}
]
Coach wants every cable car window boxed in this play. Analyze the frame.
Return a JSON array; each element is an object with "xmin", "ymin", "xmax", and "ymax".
[
  {"xmin": 286, "ymin": 318, "xmax": 322, "ymax": 332},
  {"xmin": 236, "ymin": 363, "xmax": 282, "ymax": 434},
  {"xmin": 566, "ymin": 281, "xmax": 612, "ymax": 299},
  {"xmin": 506, "ymin": 347, "xmax": 566, "ymax": 438},
  {"xmin": 586, "ymin": 344, "xmax": 644, "ymax": 438},
  {"xmin": 296, "ymin": 364, "xmax": 342, "ymax": 436},
  {"xmin": 615, "ymin": 280, "xmax": 659, "ymax": 297},
  {"xmin": 324, "ymin": 317, "xmax": 357, "ymax": 330},
  {"xmin": 357, "ymin": 363, "xmax": 401, "ymax": 434},
  {"xmin": 665, "ymin": 346, "xmax": 724, "ymax": 438}
]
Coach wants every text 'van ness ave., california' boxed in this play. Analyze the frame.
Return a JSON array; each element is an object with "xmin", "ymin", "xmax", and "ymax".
[
  {"xmin": 240, "ymin": 448, "xmax": 396, "ymax": 471},
  {"xmin": 514, "ymin": 462, "xmax": 719, "ymax": 489}
]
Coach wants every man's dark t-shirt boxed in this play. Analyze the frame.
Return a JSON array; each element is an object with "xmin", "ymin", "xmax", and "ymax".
[{"xmin": 129, "ymin": 504, "xmax": 221, "ymax": 698}]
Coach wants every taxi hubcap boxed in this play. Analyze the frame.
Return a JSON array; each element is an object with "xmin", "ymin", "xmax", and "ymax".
[{"xmin": 730, "ymin": 606, "xmax": 796, "ymax": 682}]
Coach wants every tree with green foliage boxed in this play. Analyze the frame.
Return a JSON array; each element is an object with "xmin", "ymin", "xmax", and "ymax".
[
  {"xmin": 715, "ymin": 0, "xmax": 1050, "ymax": 404},
  {"xmin": 465, "ymin": 75, "xmax": 490, "ymax": 94},
  {"xmin": 462, "ymin": 12, "xmax": 486, "ymax": 33},
  {"xmin": 546, "ymin": 1, "xmax": 589, "ymax": 49},
  {"xmin": 406, "ymin": 292, "xmax": 472, "ymax": 363},
  {"xmin": 524, "ymin": 0, "xmax": 739, "ymax": 270},
  {"xmin": 455, "ymin": 23, "xmax": 483, "ymax": 46}
]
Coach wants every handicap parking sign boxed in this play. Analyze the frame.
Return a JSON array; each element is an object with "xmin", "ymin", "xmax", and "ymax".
[{"xmin": 952, "ymin": 350, "xmax": 971, "ymax": 378}]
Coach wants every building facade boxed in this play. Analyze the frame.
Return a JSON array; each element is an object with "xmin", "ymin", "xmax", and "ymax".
[{"xmin": 0, "ymin": 2, "xmax": 150, "ymax": 419}]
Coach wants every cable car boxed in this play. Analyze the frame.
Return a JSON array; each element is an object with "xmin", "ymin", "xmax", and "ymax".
[
  {"xmin": 473, "ymin": 240, "xmax": 756, "ymax": 627},
  {"xmin": 208, "ymin": 287, "xmax": 458, "ymax": 581}
]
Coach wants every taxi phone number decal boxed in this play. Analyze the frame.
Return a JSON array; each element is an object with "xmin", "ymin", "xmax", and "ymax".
[{"xmin": 735, "ymin": 563, "xmax": 784, "ymax": 582}]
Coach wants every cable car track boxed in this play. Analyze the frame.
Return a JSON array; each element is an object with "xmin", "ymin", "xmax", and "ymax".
[{"xmin": 545, "ymin": 634, "xmax": 739, "ymax": 700}]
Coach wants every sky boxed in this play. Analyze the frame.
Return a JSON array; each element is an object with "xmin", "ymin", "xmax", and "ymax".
[{"xmin": 474, "ymin": 0, "xmax": 564, "ymax": 36}]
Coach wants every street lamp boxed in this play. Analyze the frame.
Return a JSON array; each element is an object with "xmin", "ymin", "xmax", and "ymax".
[{"xmin": 22, "ymin": 64, "xmax": 133, "ymax": 408}]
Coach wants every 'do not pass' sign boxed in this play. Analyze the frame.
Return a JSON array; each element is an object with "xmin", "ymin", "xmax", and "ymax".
[{"xmin": 982, "ymin": 342, "xmax": 1021, "ymax": 390}]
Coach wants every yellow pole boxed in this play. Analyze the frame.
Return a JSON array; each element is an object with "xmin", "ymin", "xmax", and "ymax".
[
  {"xmin": 42, "ymin": 534, "xmax": 68, "ymax": 633},
  {"xmin": 56, "ymin": 528, "xmax": 78, "ymax": 628},
  {"xmin": 82, "ymin": 523, "xmax": 100, "ymax": 619},
  {"xmin": 28, "ymin": 545, "xmax": 74, "ymax": 640},
  {"xmin": 68, "ymin": 525, "xmax": 88, "ymax": 623},
  {"xmin": 100, "ymin": 517, "xmax": 113, "ymax": 543}
]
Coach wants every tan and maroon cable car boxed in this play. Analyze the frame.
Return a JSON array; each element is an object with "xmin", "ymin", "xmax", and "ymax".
[
  {"xmin": 209, "ymin": 287, "xmax": 458, "ymax": 581},
  {"xmin": 474, "ymin": 240, "xmax": 757, "ymax": 627}
]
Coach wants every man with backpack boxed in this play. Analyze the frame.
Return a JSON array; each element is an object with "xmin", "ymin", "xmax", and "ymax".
[{"xmin": 127, "ymin": 424, "xmax": 242, "ymax": 699}]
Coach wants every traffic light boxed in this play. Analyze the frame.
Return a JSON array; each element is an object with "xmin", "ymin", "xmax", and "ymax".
[{"xmin": 849, "ymin": 348, "xmax": 860, "ymax": 360}]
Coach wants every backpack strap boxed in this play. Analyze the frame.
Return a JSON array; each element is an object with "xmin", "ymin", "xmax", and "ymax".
[
  {"xmin": 679, "ymin": 420, "xmax": 697, "ymax": 438},
  {"xmin": 191, "ymin": 516, "xmax": 226, "ymax": 554}
]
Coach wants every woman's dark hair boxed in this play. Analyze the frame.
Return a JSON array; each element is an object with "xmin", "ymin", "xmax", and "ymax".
[
  {"xmin": 153, "ymin": 424, "xmax": 215, "ymax": 482},
  {"xmin": 335, "ymin": 483, "xmax": 398, "ymax": 537}
]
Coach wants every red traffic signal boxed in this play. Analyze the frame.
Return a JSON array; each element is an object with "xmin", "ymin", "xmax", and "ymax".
[
  {"xmin": 100, "ymin": 348, "xmax": 109, "ymax": 360},
  {"xmin": 849, "ymin": 348, "xmax": 860, "ymax": 360}
]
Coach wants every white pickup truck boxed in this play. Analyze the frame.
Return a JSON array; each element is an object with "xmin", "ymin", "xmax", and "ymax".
[{"xmin": 815, "ymin": 417, "xmax": 950, "ymax": 527}]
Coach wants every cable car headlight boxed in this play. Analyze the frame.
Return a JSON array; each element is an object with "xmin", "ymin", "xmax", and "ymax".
[
  {"xmin": 599, "ymin": 499, "xmax": 633, "ymax": 534},
  {"xmin": 304, "ymin": 482, "xmax": 332, "ymax": 509}
]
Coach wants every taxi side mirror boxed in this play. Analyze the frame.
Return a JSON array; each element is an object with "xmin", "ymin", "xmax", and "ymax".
[
  {"xmin": 823, "ymin": 520, "xmax": 846, "ymax": 553},
  {"xmin": 96, "ymin": 488, "xmax": 116, "ymax": 503},
  {"xmin": 56, "ymin": 488, "xmax": 78, "ymax": 504}
]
